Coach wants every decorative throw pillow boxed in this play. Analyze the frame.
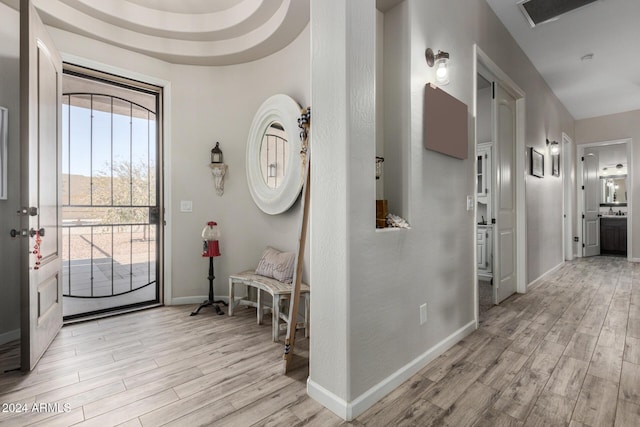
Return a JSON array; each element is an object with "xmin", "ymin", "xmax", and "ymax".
[{"xmin": 255, "ymin": 246, "xmax": 296, "ymax": 283}]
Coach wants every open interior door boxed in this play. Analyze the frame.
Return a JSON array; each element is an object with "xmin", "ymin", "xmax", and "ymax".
[
  {"xmin": 583, "ymin": 149, "xmax": 600, "ymax": 257},
  {"xmin": 493, "ymin": 82, "xmax": 517, "ymax": 304},
  {"xmin": 20, "ymin": 0, "xmax": 63, "ymax": 371}
]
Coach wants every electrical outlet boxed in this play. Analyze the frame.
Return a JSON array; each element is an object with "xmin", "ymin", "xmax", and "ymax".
[
  {"xmin": 573, "ymin": 236, "xmax": 579, "ymax": 242},
  {"xmin": 420, "ymin": 303, "xmax": 427, "ymax": 325}
]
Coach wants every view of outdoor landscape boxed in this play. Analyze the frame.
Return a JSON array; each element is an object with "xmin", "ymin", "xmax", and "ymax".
[{"xmin": 61, "ymin": 74, "xmax": 159, "ymax": 315}]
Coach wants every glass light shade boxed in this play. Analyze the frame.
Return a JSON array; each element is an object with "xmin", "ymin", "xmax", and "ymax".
[
  {"xmin": 202, "ymin": 221, "xmax": 220, "ymax": 240},
  {"xmin": 549, "ymin": 142, "xmax": 560, "ymax": 155},
  {"xmin": 435, "ymin": 58, "xmax": 449, "ymax": 85}
]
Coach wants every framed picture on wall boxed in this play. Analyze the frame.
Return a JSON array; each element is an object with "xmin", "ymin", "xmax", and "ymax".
[
  {"xmin": 530, "ymin": 147, "xmax": 544, "ymax": 178},
  {"xmin": 0, "ymin": 106, "xmax": 7, "ymax": 200},
  {"xmin": 552, "ymin": 154, "xmax": 560, "ymax": 177}
]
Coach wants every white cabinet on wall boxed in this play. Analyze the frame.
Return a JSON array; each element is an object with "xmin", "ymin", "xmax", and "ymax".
[
  {"xmin": 477, "ymin": 225, "xmax": 493, "ymax": 280},
  {"xmin": 476, "ymin": 142, "xmax": 492, "ymax": 204}
]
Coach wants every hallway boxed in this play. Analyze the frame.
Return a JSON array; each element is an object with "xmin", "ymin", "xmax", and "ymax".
[
  {"xmin": 358, "ymin": 256, "xmax": 640, "ymax": 425},
  {"xmin": 0, "ymin": 257, "xmax": 638, "ymax": 425}
]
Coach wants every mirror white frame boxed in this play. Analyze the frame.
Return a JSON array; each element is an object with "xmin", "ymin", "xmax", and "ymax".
[{"xmin": 246, "ymin": 94, "xmax": 303, "ymax": 215}]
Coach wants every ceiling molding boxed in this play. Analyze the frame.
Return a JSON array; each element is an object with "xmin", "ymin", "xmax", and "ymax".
[{"xmin": 3, "ymin": 0, "xmax": 309, "ymax": 66}]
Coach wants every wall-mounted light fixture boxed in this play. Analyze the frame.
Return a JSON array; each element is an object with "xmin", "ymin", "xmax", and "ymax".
[
  {"xmin": 211, "ymin": 142, "xmax": 223, "ymax": 164},
  {"xmin": 546, "ymin": 139, "xmax": 560, "ymax": 155},
  {"xmin": 425, "ymin": 48, "xmax": 450, "ymax": 85},
  {"xmin": 375, "ymin": 156, "xmax": 384, "ymax": 180},
  {"xmin": 210, "ymin": 142, "xmax": 227, "ymax": 196}
]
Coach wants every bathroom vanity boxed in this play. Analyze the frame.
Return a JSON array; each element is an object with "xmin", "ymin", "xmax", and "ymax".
[{"xmin": 600, "ymin": 216, "xmax": 627, "ymax": 256}]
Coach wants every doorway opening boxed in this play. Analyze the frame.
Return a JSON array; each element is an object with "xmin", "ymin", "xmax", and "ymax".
[
  {"xmin": 61, "ymin": 64, "xmax": 164, "ymax": 320},
  {"xmin": 563, "ymin": 133, "xmax": 574, "ymax": 261},
  {"xmin": 474, "ymin": 46, "xmax": 526, "ymax": 321},
  {"xmin": 577, "ymin": 139, "xmax": 632, "ymax": 260}
]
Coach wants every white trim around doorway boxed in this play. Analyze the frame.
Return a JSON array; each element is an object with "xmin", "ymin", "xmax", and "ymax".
[
  {"xmin": 562, "ymin": 133, "xmax": 574, "ymax": 261},
  {"xmin": 473, "ymin": 45, "xmax": 527, "ymax": 326},
  {"xmin": 576, "ymin": 138, "xmax": 633, "ymax": 260}
]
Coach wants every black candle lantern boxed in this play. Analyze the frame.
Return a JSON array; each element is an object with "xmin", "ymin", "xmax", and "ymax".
[{"xmin": 211, "ymin": 142, "xmax": 223, "ymax": 164}]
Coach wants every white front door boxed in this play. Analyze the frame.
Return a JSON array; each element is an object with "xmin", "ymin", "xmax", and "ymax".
[
  {"xmin": 583, "ymin": 149, "xmax": 600, "ymax": 257},
  {"xmin": 494, "ymin": 82, "xmax": 517, "ymax": 304},
  {"xmin": 20, "ymin": 0, "xmax": 63, "ymax": 371}
]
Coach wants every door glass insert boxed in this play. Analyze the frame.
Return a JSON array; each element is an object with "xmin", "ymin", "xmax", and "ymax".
[{"xmin": 61, "ymin": 70, "xmax": 162, "ymax": 319}]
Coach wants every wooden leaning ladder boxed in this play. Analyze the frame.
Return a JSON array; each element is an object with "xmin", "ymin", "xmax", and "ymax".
[{"xmin": 283, "ymin": 107, "xmax": 311, "ymax": 373}]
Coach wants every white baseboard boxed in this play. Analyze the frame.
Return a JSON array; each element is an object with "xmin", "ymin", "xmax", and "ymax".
[
  {"xmin": 629, "ymin": 258, "xmax": 640, "ymax": 263},
  {"xmin": 169, "ymin": 295, "xmax": 231, "ymax": 305},
  {"xmin": 0, "ymin": 329, "xmax": 20, "ymax": 346},
  {"xmin": 307, "ymin": 320, "xmax": 477, "ymax": 421},
  {"xmin": 527, "ymin": 261, "xmax": 565, "ymax": 290}
]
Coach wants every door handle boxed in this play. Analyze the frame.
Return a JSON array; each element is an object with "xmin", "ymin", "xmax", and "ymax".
[
  {"xmin": 29, "ymin": 228, "xmax": 45, "ymax": 238},
  {"xmin": 10, "ymin": 229, "xmax": 27, "ymax": 238}
]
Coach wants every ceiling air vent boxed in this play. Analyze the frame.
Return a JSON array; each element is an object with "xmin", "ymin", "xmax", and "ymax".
[{"xmin": 518, "ymin": 0, "xmax": 598, "ymax": 27}]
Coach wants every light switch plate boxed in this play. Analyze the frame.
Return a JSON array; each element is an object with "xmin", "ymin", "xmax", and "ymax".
[
  {"xmin": 466, "ymin": 195, "xmax": 474, "ymax": 211},
  {"xmin": 180, "ymin": 200, "xmax": 193, "ymax": 212}
]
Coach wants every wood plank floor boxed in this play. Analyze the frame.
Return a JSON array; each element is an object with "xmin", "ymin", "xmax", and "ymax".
[{"xmin": 1, "ymin": 256, "xmax": 639, "ymax": 426}]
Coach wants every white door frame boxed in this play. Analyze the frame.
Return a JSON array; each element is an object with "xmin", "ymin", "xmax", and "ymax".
[
  {"xmin": 562, "ymin": 133, "xmax": 574, "ymax": 261},
  {"xmin": 60, "ymin": 53, "xmax": 173, "ymax": 305},
  {"xmin": 576, "ymin": 138, "xmax": 633, "ymax": 260},
  {"xmin": 474, "ymin": 45, "xmax": 526, "ymax": 324}
]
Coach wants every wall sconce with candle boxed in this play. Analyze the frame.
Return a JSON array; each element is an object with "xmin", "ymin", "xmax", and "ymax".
[
  {"xmin": 546, "ymin": 139, "xmax": 560, "ymax": 155},
  {"xmin": 210, "ymin": 142, "xmax": 228, "ymax": 196},
  {"xmin": 425, "ymin": 48, "xmax": 450, "ymax": 85},
  {"xmin": 547, "ymin": 139, "xmax": 560, "ymax": 176},
  {"xmin": 375, "ymin": 156, "xmax": 384, "ymax": 180}
]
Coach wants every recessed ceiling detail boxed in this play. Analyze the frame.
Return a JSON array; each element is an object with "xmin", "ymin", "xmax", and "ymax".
[
  {"xmin": 6, "ymin": 0, "xmax": 309, "ymax": 65},
  {"xmin": 487, "ymin": 0, "xmax": 640, "ymax": 119}
]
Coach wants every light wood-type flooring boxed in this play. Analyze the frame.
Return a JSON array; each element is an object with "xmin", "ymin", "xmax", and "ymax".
[{"xmin": 1, "ymin": 256, "xmax": 639, "ymax": 426}]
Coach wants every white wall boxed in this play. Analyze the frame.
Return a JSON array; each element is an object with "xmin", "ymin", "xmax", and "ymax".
[
  {"xmin": 575, "ymin": 109, "xmax": 640, "ymax": 258},
  {"xmin": 168, "ymin": 30, "xmax": 310, "ymax": 300},
  {"xmin": 0, "ymin": 3, "xmax": 22, "ymax": 344},
  {"xmin": 309, "ymin": 0, "xmax": 575, "ymax": 419},
  {"xmin": 477, "ymin": 86, "xmax": 492, "ymax": 144}
]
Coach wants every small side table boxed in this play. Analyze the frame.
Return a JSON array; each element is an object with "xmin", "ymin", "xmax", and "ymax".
[{"xmin": 191, "ymin": 256, "xmax": 228, "ymax": 316}]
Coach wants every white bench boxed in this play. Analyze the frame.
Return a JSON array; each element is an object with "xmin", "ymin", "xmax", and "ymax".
[{"xmin": 228, "ymin": 271, "xmax": 310, "ymax": 342}]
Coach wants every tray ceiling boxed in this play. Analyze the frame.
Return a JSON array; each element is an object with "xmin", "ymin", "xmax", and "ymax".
[{"xmin": 3, "ymin": 0, "xmax": 309, "ymax": 66}]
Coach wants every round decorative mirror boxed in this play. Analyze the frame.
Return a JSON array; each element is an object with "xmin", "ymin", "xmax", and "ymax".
[{"xmin": 246, "ymin": 94, "xmax": 303, "ymax": 215}]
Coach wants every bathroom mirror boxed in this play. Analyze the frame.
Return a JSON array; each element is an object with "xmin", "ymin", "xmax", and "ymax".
[
  {"xmin": 246, "ymin": 94, "xmax": 303, "ymax": 214},
  {"xmin": 600, "ymin": 176, "xmax": 627, "ymax": 206}
]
